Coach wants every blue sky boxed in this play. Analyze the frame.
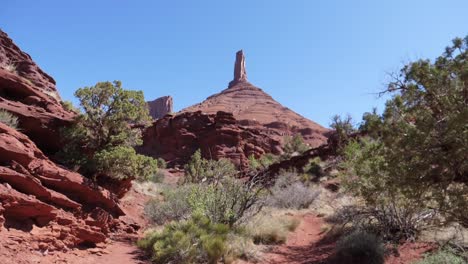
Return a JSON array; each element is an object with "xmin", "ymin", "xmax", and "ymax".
[{"xmin": 2, "ymin": 0, "xmax": 467, "ymax": 127}]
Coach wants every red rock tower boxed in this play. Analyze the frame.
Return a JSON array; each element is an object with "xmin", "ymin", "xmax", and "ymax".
[{"xmin": 229, "ymin": 50, "xmax": 248, "ymax": 87}]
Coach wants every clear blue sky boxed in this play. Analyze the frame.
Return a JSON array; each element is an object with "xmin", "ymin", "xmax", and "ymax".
[{"xmin": 2, "ymin": 1, "xmax": 467, "ymax": 127}]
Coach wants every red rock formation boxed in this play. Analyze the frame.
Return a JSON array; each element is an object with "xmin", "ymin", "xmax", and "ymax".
[
  {"xmin": 0, "ymin": 122, "xmax": 126, "ymax": 249},
  {"xmin": 229, "ymin": 50, "xmax": 248, "ymax": 87},
  {"xmin": 147, "ymin": 95, "xmax": 173, "ymax": 119},
  {"xmin": 0, "ymin": 30, "xmax": 75, "ymax": 153},
  {"xmin": 138, "ymin": 111, "xmax": 282, "ymax": 171},
  {"xmin": 182, "ymin": 50, "xmax": 330, "ymax": 148}
]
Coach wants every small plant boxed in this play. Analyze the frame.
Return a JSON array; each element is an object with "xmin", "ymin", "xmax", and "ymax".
[
  {"xmin": 0, "ymin": 110, "xmax": 19, "ymax": 129},
  {"xmin": 415, "ymin": 249, "xmax": 466, "ymax": 264},
  {"xmin": 61, "ymin": 100, "xmax": 79, "ymax": 113},
  {"xmin": 0, "ymin": 58, "xmax": 17, "ymax": 74},
  {"xmin": 156, "ymin": 158, "xmax": 167, "ymax": 169},
  {"xmin": 144, "ymin": 185, "xmax": 194, "ymax": 224},
  {"xmin": 281, "ymin": 134, "xmax": 309, "ymax": 160},
  {"xmin": 138, "ymin": 214, "xmax": 230, "ymax": 264},
  {"xmin": 184, "ymin": 150, "xmax": 237, "ymax": 184},
  {"xmin": 333, "ymin": 230, "xmax": 385, "ymax": 264}
]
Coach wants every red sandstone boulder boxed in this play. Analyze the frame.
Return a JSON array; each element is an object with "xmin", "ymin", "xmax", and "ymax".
[{"xmin": 138, "ymin": 111, "xmax": 282, "ymax": 171}]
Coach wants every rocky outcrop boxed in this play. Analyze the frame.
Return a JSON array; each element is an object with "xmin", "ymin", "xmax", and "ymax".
[
  {"xmin": 0, "ymin": 30, "xmax": 75, "ymax": 154},
  {"xmin": 138, "ymin": 111, "xmax": 282, "ymax": 171},
  {"xmin": 228, "ymin": 50, "xmax": 248, "ymax": 87},
  {"xmin": 0, "ymin": 122, "xmax": 127, "ymax": 250},
  {"xmin": 147, "ymin": 96, "xmax": 173, "ymax": 119},
  {"xmin": 183, "ymin": 50, "xmax": 330, "ymax": 148}
]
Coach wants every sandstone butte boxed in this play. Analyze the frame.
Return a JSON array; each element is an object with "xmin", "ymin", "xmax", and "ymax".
[
  {"xmin": 182, "ymin": 50, "xmax": 330, "ymax": 148},
  {"xmin": 139, "ymin": 50, "xmax": 330, "ymax": 169},
  {"xmin": 0, "ymin": 29, "xmax": 136, "ymax": 252}
]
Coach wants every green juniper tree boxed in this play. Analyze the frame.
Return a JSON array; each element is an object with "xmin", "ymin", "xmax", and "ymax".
[
  {"xmin": 58, "ymin": 81, "xmax": 158, "ymax": 182},
  {"xmin": 341, "ymin": 36, "xmax": 468, "ymax": 227}
]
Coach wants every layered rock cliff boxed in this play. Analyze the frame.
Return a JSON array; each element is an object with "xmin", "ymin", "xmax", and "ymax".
[
  {"xmin": 0, "ymin": 30, "xmax": 75, "ymax": 153},
  {"xmin": 139, "ymin": 111, "xmax": 282, "ymax": 171},
  {"xmin": 147, "ymin": 95, "xmax": 173, "ymax": 119}
]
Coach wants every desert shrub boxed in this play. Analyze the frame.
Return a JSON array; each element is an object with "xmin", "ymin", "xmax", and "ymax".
[
  {"xmin": 329, "ymin": 203, "xmax": 434, "ymax": 242},
  {"xmin": 0, "ymin": 110, "xmax": 18, "ymax": 129},
  {"xmin": 184, "ymin": 150, "xmax": 237, "ymax": 184},
  {"xmin": 145, "ymin": 177, "xmax": 263, "ymax": 227},
  {"xmin": 145, "ymin": 185, "xmax": 194, "ymax": 225},
  {"xmin": 156, "ymin": 158, "xmax": 167, "ymax": 169},
  {"xmin": 148, "ymin": 169, "xmax": 166, "ymax": 183},
  {"xmin": 334, "ymin": 230, "xmax": 385, "ymax": 264},
  {"xmin": 94, "ymin": 146, "xmax": 158, "ymax": 181},
  {"xmin": 415, "ymin": 249, "xmax": 466, "ymax": 264},
  {"xmin": 281, "ymin": 134, "xmax": 309, "ymax": 160},
  {"xmin": 248, "ymin": 153, "xmax": 279, "ymax": 171},
  {"xmin": 330, "ymin": 114, "xmax": 356, "ymax": 152},
  {"xmin": 188, "ymin": 177, "xmax": 263, "ymax": 227},
  {"xmin": 267, "ymin": 171, "xmax": 320, "ymax": 209},
  {"xmin": 268, "ymin": 182, "xmax": 320, "ymax": 209},
  {"xmin": 340, "ymin": 36, "xmax": 468, "ymax": 226},
  {"xmin": 60, "ymin": 100, "xmax": 79, "ymax": 113},
  {"xmin": 303, "ymin": 157, "xmax": 324, "ymax": 177},
  {"xmin": 138, "ymin": 214, "xmax": 230, "ymax": 264},
  {"xmin": 57, "ymin": 81, "xmax": 157, "ymax": 182}
]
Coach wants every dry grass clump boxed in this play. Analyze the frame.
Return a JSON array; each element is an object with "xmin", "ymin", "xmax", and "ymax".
[
  {"xmin": 247, "ymin": 209, "xmax": 301, "ymax": 245},
  {"xmin": 0, "ymin": 110, "xmax": 19, "ymax": 129}
]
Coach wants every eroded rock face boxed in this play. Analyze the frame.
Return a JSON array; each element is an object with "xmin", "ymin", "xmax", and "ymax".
[
  {"xmin": 228, "ymin": 50, "xmax": 248, "ymax": 87},
  {"xmin": 138, "ymin": 111, "xmax": 282, "ymax": 171},
  {"xmin": 0, "ymin": 122, "xmax": 126, "ymax": 249},
  {"xmin": 147, "ymin": 95, "xmax": 173, "ymax": 119},
  {"xmin": 183, "ymin": 51, "xmax": 330, "ymax": 148},
  {"xmin": 0, "ymin": 30, "xmax": 75, "ymax": 153}
]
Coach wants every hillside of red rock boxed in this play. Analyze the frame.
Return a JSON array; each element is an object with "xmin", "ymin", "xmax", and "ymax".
[
  {"xmin": 138, "ymin": 111, "xmax": 282, "ymax": 170},
  {"xmin": 0, "ymin": 30, "xmax": 75, "ymax": 154},
  {"xmin": 0, "ymin": 123, "xmax": 130, "ymax": 251},
  {"xmin": 182, "ymin": 50, "xmax": 330, "ymax": 148},
  {"xmin": 0, "ymin": 30, "xmax": 137, "ymax": 256}
]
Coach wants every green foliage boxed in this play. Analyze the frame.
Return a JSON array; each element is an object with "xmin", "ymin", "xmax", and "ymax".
[
  {"xmin": 60, "ymin": 100, "xmax": 79, "ymax": 113},
  {"xmin": 303, "ymin": 157, "xmax": 324, "ymax": 177},
  {"xmin": 94, "ymin": 146, "xmax": 157, "ymax": 181},
  {"xmin": 57, "ymin": 81, "xmax": 157, "ymax": 181},
  {"xmin": 184, "ymin": 150, "xmax": 237, "ymax": 184},
  {"xmin": 145, "ymin": 185, "xmax": 194, "ymax": 225},
  {"xmin": 0, "ymin": 110, "xmax": 18, "ymax": 129},
  {"xmin": 156, "ymin": 158, "xmax": 167, "ymax": 169},
  {"xmin": 415, "ymin": 249, "xmax": 466, "ymax": 264},
  {"xmin": 248, "ymin": 153, "xmax": 278, "ymax": 171},
  {"xmin": 282, "ymin": 134, "xmax": 309, "ymax": 159},
  {"xmin": 334, "ymin": 230, "xmax": 385, "ymax": 264},
  {"xmin": 330, "ymin": 114, "xmax": 356, "ymax": 152},
  {"xmin": 341, "ymin": 36, "xmax": 468, "ymax": 226},
  {"xmin": 138, "ymin": 214, "xmax": 230, "ymax": 264},
  {"xmin": 145, "ymin": 177, "xmax": 263, "ymax": 227}
]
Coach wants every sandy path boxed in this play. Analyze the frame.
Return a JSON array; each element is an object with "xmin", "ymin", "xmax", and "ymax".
[{"xmin": 259, "ymin": 213, "xmax": 333, "ymax": 264}]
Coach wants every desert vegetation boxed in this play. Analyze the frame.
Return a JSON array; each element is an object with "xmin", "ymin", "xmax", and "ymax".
[
  {"xmin": 57, "ymin": 80, "xmax": 159, "ymax": 183},
  {"xmin": 139, "ymin": 150, "xmax": 324, "ymax": 263},
  {"xmin": 0, "ymin": 109, "xmax": 18, "ymax": 129}
]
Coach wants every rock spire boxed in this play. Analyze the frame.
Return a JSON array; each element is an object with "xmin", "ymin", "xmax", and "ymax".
[{"xmin": 228, "ymin": 50, "xmax": 248, "ymax": 87}]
